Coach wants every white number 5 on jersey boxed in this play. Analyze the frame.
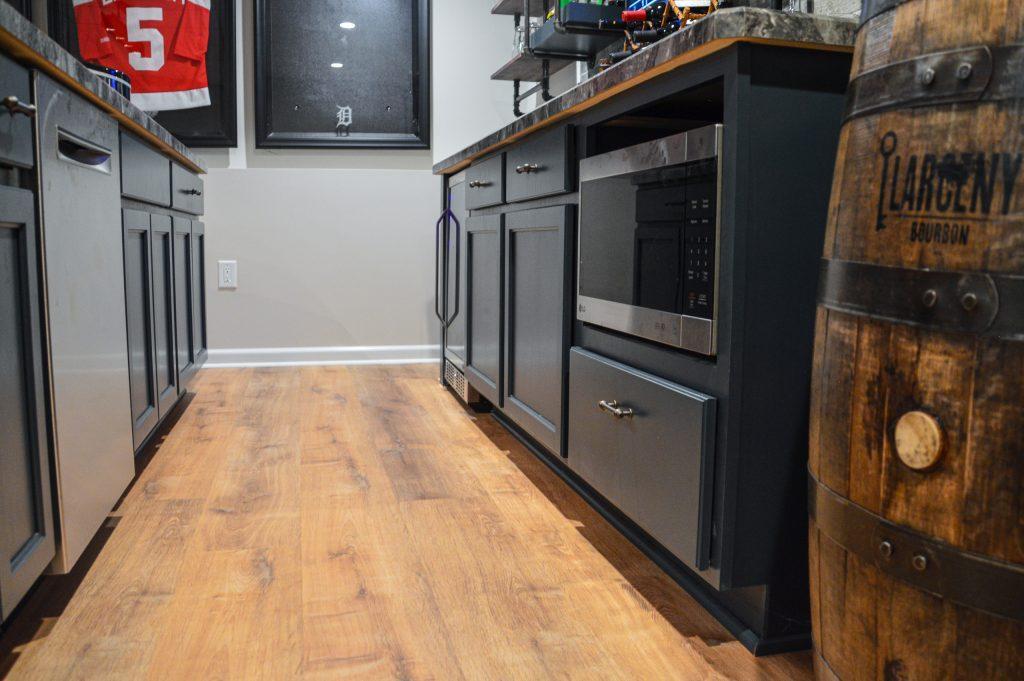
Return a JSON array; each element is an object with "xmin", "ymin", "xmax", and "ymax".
[{"xmin": 127, "ymin": 7, "xmax": 165, "ymax": 71}]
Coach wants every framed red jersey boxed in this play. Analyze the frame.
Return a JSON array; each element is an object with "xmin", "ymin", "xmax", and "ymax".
[{"xmin": 74, "ymin": 0, "xmax": 211, "ymax": 111}]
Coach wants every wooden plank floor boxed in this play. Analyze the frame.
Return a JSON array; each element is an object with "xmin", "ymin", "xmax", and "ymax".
[{"xmin": 1, "ymin": 366, "xmax": 813, "ymax": 680}]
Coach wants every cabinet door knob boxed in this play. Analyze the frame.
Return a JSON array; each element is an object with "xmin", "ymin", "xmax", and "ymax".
[
  {"xmin": 515, "ymin": 163, "xmax": 541, "ymax": 174},
  {"xmin": 468, "ymin": 180, "xmax": 493, "ymax": 188},
  {"xmin": 598, "ymin": 399, "xmax": 635, "ymax": 419},
  {"xmin": 2, "ymin": 95, "xmax": 36, "ymax": 118}
]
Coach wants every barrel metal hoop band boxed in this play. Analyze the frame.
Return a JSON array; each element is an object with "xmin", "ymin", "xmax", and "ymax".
[
  {"xmin": 809, "ymin": 474, "xmax": 1024, "ymax": 622},
  {"xmin": 859, "ymin": 0, "xmax": 912, "ymax": 28},
  {"xmin": 818, "ymin": 259, "xmax": 1024, "ymax": 342},
  {"xmin": 845, "ymin": 44, "xmax": 1024, "ymax": 121}
]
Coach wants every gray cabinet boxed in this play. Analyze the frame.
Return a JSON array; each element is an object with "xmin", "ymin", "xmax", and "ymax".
[
  {"xmin": 502, "ymin": 205, "xmax": 573, "ymax": 456},
  {"xmin": 0, "ymin": 54, "xmax": 34, "ymax": 169},
  {"xmin": 465, "ymin": 214, "xmax": 502, "ymax": 405},
  {"xmin": 123, "ymin": 209, "xmax": 159, "ymax": 447},
  {"xmin": 171, "ymin": 163, "xmax": 204, "ymax": 215},
  {"xmin": 0, "ymin": 186, "xmax": 56, "ymax": 621},
  {"xmin": 505, "ymin": 126, "xmax": 573, "ymax": 203},
  {"xmin": 151, "ymin": 214, "xmax": 178, "ymax": 414},
  {"xmin": 123, "ymin": 209, "xmax": 183, "ymax": 450},
  {"xmin": 120, "ymin": 132, "xmax": 171, "ymax": 206}
]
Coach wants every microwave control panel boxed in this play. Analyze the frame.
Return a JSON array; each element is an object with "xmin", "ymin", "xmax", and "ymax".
[{"xmin": 683, "ymin": 162, "xmax": 718, "ymax": 320}]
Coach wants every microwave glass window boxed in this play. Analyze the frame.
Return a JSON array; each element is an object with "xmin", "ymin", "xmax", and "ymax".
[{"xmin": 579, "ymin": 161, "xmax": 717, "ymax": 320}]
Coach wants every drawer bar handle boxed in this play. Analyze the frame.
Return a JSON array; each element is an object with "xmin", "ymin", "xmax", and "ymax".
[
  {"xmin": 599, "ymin": 400, "xmax": 634, "ymax": 419},
  {"xmin": 181, "ymin": 188, "xmax": 203, "ymax": 196},
  {"xmin": 515, "ymin": 163, "xmax": 542, "ymax": 174},
  {"xmin": 468, "ymin": 180, "xmax": 493, "ymax": 188},
  {"xmin": 3, "ymin": 95, "xmax": 36, "ymax": 118}
]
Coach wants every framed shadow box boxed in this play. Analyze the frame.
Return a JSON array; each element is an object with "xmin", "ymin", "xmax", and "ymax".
[
  {"xmin": 254, "ymin": 0, "xmax": 430, "ymax": 149},
  {"xmin": 46, "ymin": 0, "xmax": 237, "ymax": 147}
]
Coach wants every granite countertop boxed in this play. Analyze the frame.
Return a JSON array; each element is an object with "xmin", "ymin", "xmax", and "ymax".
[
  {"xmin": 434, "ymin": 8, "xmax": 856, "ymax": 175},
  {"xmin": 0, "ymin": 3, "xmax": 206, "ymax": 173}
]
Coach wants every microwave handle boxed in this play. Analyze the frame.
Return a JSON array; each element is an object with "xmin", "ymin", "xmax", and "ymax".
[
  {"xmin": 444, "ymin": 211, "xmax": 462, "ymax": 328},
  {"xmin": 434, "ymin": 210, "xmax": 446, "ymax": 324}
]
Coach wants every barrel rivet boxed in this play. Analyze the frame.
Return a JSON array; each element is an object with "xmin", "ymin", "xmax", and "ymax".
[
  {"xmin": 912, "ymin": 554, "xmax": 929, "ymax": 571},
  {"xmin": 956, "ymin": 62, "xmax": 973, "ymax": 80},
  {"xmin": 919, "ymin": 67, "xmax": 936, "ymax": 86},
  {"xmin": 879, "ymin": 540, "xmax": 894, "ymax": 559},
  {"xmin": 922, "ymin": 289, "xmax": 938, "ymax": 308},
  {"xmin": 961, "ymin": 292, "xmax": 979, "ymax": 311}
]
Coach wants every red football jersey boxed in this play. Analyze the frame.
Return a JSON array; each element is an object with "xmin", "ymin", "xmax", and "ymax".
[{"xmin": 74, "ymin": 0, "xmax": 211, "ymax": 111}]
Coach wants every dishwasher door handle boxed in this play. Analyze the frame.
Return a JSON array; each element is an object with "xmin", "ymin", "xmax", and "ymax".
[{"xmin": 56, "ymin": 129, "xmax": 112, "ymax": 174}]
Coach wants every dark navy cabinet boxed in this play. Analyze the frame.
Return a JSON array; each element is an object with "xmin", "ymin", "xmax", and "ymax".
[
  {"xmin": 123, "ymin": 208, "xmax": 160, "ymax": 448},
  {"xmin": 0, "ymin": 186, "xmax": 57, "ymax": 621},
  {"xmin": 464, "ymin": 214, "xmax": 503, "ymax": 405},
  {"xmin": 502, "ymin": 205, "xmax": 574, "ymax": 457}
]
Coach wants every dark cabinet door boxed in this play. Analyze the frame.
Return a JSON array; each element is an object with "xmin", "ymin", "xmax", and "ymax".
[
  {"xmin": 0, "ymin": 186, "xmax": 56, "ymax": 620},
  {"xmin": 465, "ymin": 214, "xmax": 502, "ymax": 405},
  {"xmin": 150, "ymin": 214, "xmax": 178, "ymax": 415},
  {"xmin": 503, "ymin": 205, "xmax": 573, "ymax": 456},
  {"xmin": 123, "ymin": 208, "xmax": 159, "ymax": 448},
  {"xmin": 173, "ymin": 217, "xmax": 196, "ymax": 390},
  {"xmin": 191, "ymin": 220, "xmax": 208, "ymax": 367}
]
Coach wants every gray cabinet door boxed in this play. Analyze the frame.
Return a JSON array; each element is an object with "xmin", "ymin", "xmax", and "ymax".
[
  {"xmin": 465, "ymin": 214, "xmax": 502, "ymax": 405},
  {"xmin": 502, "ymin": 205, "xmax": 573, "ymax": 456},
  {"xmin": 150, "ymin": 214, "xmax": 178, "ymax": 416},
  {"xmin": 123, "ymin": 208, "xmax": 159, "ymax": 449},
  {"xmin": 191, "ymin": 220, "xmax": 208, "ymax": 367},
  {"xmin": 173, "ymin": 217, "xmax": 196, "ymax": 390},
  {"xmin": 0, "ymin": 187, "xmax": 56, "ymax": 620}
]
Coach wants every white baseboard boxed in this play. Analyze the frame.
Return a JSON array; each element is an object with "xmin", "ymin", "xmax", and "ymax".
[{"xmin": 203, "ymin": 344, "xmax": 440, "ymax": 368}]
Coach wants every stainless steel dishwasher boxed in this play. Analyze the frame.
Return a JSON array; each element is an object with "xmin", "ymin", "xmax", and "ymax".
[{"xmin": 36, "ymin": 74, "xmax": 134, "ymax": 572}]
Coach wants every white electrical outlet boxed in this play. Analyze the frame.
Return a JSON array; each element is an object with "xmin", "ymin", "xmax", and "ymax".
[{"xmin": 218, "ymin": 260, "xmax": 238, "ymax": 289}]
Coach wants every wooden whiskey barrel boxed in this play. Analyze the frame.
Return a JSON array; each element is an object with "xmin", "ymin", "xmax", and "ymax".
[{"xmin": 809, "ymin": 1, "xmax": 1024, "ymax": 679}]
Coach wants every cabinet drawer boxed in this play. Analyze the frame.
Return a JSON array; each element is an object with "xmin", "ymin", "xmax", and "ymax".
[
  {"xmin": 0, "ymin": 53, "xmax": 34, "ymax": 169},
  {"xmin": 120, "ymin": 132, "xmax": 171, "ymax": 206},
  {"xmin": 567, "ymin": 347, "xmax": 716, "ymax": 571},
  {"xmin": 171, "ymin": 163, "xmax": 204, "ymax": 215},
  {"xmin": 466, "ymin": 154, "xmax": 504, "ymax": 209},
  {"xmin": 505, "ymin": 126, "xmax": 572, "ymax": 203}
]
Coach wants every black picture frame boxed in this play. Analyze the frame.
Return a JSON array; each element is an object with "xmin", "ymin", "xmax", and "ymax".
[
  {"xmin": 254, "ymin": 0, "xmax": 430, "ymax": 149},
  {"xmin": 46, "ymin": 0, "xmax": 237, "ymax": 148},
  {"xmin": 4, "ymin": 0, "xmax": 31, "ymax": 20}
]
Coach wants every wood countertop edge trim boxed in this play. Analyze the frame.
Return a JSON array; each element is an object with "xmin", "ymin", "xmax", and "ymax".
[
  {"xmin": 0, "ymin": 27, "xmax": 206, "ymax": 175},
  {"xmin": 435, "ymin": 36, "xmax": 854, "ymax": 177}
]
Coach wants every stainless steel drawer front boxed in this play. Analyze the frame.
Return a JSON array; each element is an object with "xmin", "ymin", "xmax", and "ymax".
[{"xmin": 568, "ymin": 347, "xmax": 716, "ymax": 572}]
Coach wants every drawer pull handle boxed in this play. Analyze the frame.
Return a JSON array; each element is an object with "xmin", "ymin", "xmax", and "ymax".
[
  {"xmin": 515, "ymin": 163, "xmax": 542, "ymax": 174},
  {"xmin": 2, "ymin": 95, "xmax": 36, "ymax": 118},
  {"xmin": 182, "ymin": 188, "xmax": 203, "ymax": 196},
  {"xmin": 599, "ymin": 400, "xmax": 634, "ymax": 419},
  {"xmin": 468, "ymin": 180, "xmax": 493, "ymax": 188}
]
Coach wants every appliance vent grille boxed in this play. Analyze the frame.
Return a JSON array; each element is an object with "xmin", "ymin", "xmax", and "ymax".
[{"xmin": 444, "ymin": 360, "xmax": 478, "ymax": 404}]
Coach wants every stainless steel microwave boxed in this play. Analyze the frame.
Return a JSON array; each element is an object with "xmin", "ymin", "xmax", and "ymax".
[{"xmin": 577, "ymin": 124, "xmax": 723, "ymax": 355}]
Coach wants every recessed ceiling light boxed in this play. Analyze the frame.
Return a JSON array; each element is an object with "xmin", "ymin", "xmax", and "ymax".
[
  {"xmin": 330, "ymin": 62, "xmax": 344, "ymax": 68},
  {"xmin": 339, "ymin": 21, "xmax": 356, "ymax": 29}
]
